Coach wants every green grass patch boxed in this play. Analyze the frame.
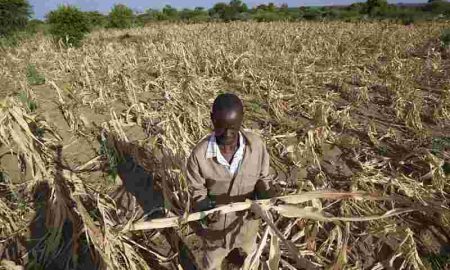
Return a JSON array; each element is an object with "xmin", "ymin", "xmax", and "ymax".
[
  {"xmin": 376, "ymin": 145, "xmax": 389, "ymax": 156},
  {"xmin": 424, "ymin": 253, "xmax": 450, "ymax": 270},
  {"xmin": 99, "ymin": 138, "xmax": 123, "ymax": 184},
  {"xmin": 431, "ymin": 137, "xmax": 450, "ymax": 156},
  {"xmin": 0, "ymin": 30, "xmax": 37, "ymax": 49},
  {"xmin": 443, "ymin": 162, "xmax": 450, "ymax": 175},
  {"xmin": 249, "ymin": 101, "xmax": 263, "ymax": 112},
  {"xmin": 0, "ymin": 171, "xmax": 8, "ymax": 183},
  {"xmin": 0, "ymin": 35, "xmax": 19, "ymax": 48},
  {"xmin": 27, "ymin": 64, "xmax": 46, "ymax": 85},
  {"xmin": 441, "ymin": 28, "xmax": 450, "ymax": 48},
  {"xmin": 18, "ymin": 91, "xmax": 37, "ymax": 112}
]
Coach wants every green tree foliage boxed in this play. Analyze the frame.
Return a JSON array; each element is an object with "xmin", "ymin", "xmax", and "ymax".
[
  {"xmin": 85, "ymin": 11, "xmax": 107, "ymax": 29},
  {"xmin": 137, "ymin": 9, "xmax": 163, "ymax": 24},
  {"xmin": 267, "ymin": 3, "xmax": 277, "ymax": 12},
  {"xmin": 300, "ymin": 7, "xmax": 322, "ymax": 20},
  {"xmin": 162, "ymin": 5, "xmax": 178, "ymax": 20},
  {"xmin": 230, "ymin": 0, "xmax": 248, "ymax": 12},
  {"xmin": 210, "ymin": 2, "xmax": 228, "ymax": 20},
  {"xmin": 424, "ymin": 0, "xmax": 450, "ymax": 15},
  {"xmin": 108, "ymin": 4, "xmax": 134, "ymax": 28},
  {"xmin": 348, "ymin": 2, "xmax": 367, "ymax": 13},
  {"xmin": 210, "ymin": 0, "xmax": 248, "ymax": 21},
  {"xmin": 179, "ymin": 7, "xmax": 209, "ymax": 22},
  {"xmin": 251, "ymin": 3, "xmax": 294, "ymax": 22},
  {"xmin": 145, "ymin": 9, "xmax": 161, "ymax": 20},
  {"xmin": 0, "ymin": 0, "xmax": 31, "ymax": 36},
  {"xmin": 340, "ymin": 9, "xmax": 364, "ymax": 21},
  {"xmin": 322, "ymin": 8, "xmax": 340, "ymax": 20},
  {"xmin": 441, "ymin": 28, "xmax": 450, "ymax": 47},
  {"xmin": 252, "ymin": 10, "xmax": 282, "ymax": 22},
  {"xmin": 47, "ymin": 5, "xmax": 90, "ymax": 47},
  {"xmin": 138, "ymin": 6, "xmax": 194, "ymax": 24},
  {"xmin": 381, "ymin": 6, "xmax": 424, "ymax": 24},
  {"xmin": 366, "ymin": 0, "xmax": 389, "ymax": 15},
  {"xmin": 36, "ymin": 0, "xmax": 450, "ymax": 29},
  {"xmin": 26, "ymin": 19, "xmax": 46, "ymax": 33}
]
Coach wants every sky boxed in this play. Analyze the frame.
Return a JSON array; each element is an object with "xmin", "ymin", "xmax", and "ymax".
[{"xmin": 29, "ymin": 0, "xmax": 426, "ymax": 19}]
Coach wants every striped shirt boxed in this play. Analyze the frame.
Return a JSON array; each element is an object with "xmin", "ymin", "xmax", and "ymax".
[{"xmin": 206, "ymin": 132, "xmax": 245, "ymax": 176}]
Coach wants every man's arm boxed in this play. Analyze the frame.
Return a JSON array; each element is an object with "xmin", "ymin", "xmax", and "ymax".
[{"xmin": 186, "ymin": 153, "xmax": 214, "ymax": 212}]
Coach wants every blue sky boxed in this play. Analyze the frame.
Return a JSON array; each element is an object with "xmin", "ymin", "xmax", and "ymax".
[{"xmin": 30, "ymin": 0, "xmax": 426, "ymax": 19}]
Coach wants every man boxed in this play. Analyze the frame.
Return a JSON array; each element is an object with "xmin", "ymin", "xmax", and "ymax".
[{"xmin": 186, "ymin": 93, "xmax": 276, "ymax": 269}]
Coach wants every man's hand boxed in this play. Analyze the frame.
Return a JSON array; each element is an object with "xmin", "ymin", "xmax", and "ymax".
[
  {"xmin": 255, "ymin": 180, "xmax": 283, "ymax": 200},
  {"xmin": 206, "ymin": 210, "xmax": 221, "ymax": 224}
]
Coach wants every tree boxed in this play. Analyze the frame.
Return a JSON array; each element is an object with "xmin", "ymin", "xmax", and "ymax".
[
  {"xmin": 179, "ymin": 7, "xmax": 209, "ymax": 22},
  {"xmin": 299, "ymin": 7, "xmax": 322, "ymax": 20},
  {"xmin": 108, "ymin": 4, "xmax": 134, "ymax": 28},
  {"xmin": 229, "ymin": 0, "xmax": 248, "ymax": 13},
  {"xmin": 210, "ymin": 2, "xmax": 228, "ymax": 19},
  {"xmin": 179, "ymin": 8, "xmax": 193, "ymax": 20},
  {"xmin": 137, "ymin": 9, "xmax": 161, "ymax": 24},
  {"xmin": 424, "ymin": 0, "xmax": 450, "ymax": 14},
  {"xmin": 253, "ymin": 10, "xmax": 282, "ymax": 22},
  {"xmin": 0, "ymin": 0, "xmax": 31, "ymax": 36},
  {"xmin": 366, "ymin": 0, "xmax": 388, "ymax": 15},
  {"xmin": 441, "ymin": 28, "xmax": 450, "ymax": 47},
  {"xmin": 47, "ymin": 5, "xmax": 90, "ymax": 47},
  {"xmin": 162, "ymin": 5, "xmax": 178, "ymax": 20},
  {"xmin": 85, "ymin": 11, "xmax": 107, "ymax": 29},
  {"xmin": 210, "ymin": 0, "xmax": 248, "ymax": 21},
  {"xmin": 267, "ymin": 3, "xmax": 277, "ymax": 12},
  {"xmin": 348, "ymin": 2, "xmax": 367, "ymax": 13},
  {"xmin": 26, "ymin": 19, "xmax": 45, "ymax": 33}
]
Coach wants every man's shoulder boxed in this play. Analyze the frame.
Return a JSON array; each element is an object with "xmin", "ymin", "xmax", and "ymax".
[
  {"xmin": 241, "ymin": 129, "xmax": 265, "ymax": 148},
  {"xmin": 190, "ymin": 134, "xmax": 211, "ymax": 158}
]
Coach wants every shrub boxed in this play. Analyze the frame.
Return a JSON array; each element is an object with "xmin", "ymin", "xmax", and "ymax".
[
  {"xmin": 252, "ymin": 10, "xmax": 286, "ymax": 22},
  {"xmin": 0, "ymin": 32, "xmax": 20, "ymax": 47},
  {"xmin": 162, "ymin": 5, "xmax": 179, "ymax": 21},
  {"xmin": 108, "ymin": 4, "xmax": 134, "ymax": 28},
  {"xmin": 179, "ymin": 7, "xmax": 209, "ymax": 22},
  {"xmin": 348, "ymin": 2, "xmax": 367, "ymax": 13},
  {"xmin": 441, "ymin": 29, "xmax": 450, "ymax": 48},
  {"xmin": 300, "ymin": 7, "xmax": 322, "ymax": 20},
  {"xmin": 367, "ymin": 0, "xmax": 389, "ymax": 15},
  {"xmin": 424, "ymin": 0, "xmax": 450, "ymax": 14},
  {"xmin": 26, "ymin": 19, "xmax": 47, "ymax": 34},
  {"xmin": 85, "ymin": 11, "xmax": 107, "ymax": 29},
  {"xmin": 26, "ymin": 64, "xmax": 45, "ymax": 85},
  {"xmin": 137, "ymin": 9, "xmax": 159, "ymax": 25},
  {"xmin": 0, "ymin": 0, "xmax": 31, "ymax": 37},
  {"xmin": 424, "ymin": 252, "xmax": 450, "ymax": 270},
  {"xmin": 210, "ymin": 0, "xmax": 248, "ymax": 21},
  {"xmin": 380, "ymin": 7, "xmax": 422, "ymax": 24},
  {"xmin": 0, "ymin": 30, "xmax": 34, "ymax": 48},
  {"xmin": 47, "ymin": 5, "xmax": 90, "ymax": 47},
  {"xmin": 401, "ymin": 16, "xmax": 416, "ymax": 25},
  {"xmin": 339, "ymin": 9, "xmax": 363, "ymax": 21}
]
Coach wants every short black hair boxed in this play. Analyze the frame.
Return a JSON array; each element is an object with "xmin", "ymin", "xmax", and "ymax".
[{"xmin": 212, "ymin": 93, "xmax": 243, "ymax": 114}]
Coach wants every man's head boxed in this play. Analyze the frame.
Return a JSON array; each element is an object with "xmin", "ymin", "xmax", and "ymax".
[{"xmin": 211, "ymin": 93, "xmax": 244, "ymax": 146}]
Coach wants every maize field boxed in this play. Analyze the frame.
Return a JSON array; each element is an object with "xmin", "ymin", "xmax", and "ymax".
[{"xmin": 0, "ymin": 21, "xmax": 449, "ymax": 269}]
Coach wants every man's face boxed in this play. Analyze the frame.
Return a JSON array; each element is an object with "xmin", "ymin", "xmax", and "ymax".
[{"xmin": 211, "ymin": 109, "xmax": 243, "ymax": 146}]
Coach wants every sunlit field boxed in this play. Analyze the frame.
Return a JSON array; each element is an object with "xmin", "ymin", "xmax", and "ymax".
[{"xmin": 0, "ymin": 21, "xmax": 449, "ymax": 269}]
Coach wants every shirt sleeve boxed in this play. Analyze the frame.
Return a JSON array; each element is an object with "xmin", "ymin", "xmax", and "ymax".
[
  {"xmin": 186, "ymin": 153, "xmax": 213, "ymax": 212},
  {"xmin": 255, "ymin": 142, "xmax": 275, "ymax": 199}
]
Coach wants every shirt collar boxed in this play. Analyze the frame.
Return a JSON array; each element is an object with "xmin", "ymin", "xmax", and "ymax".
[{"xmin": 206, "ymin": 132, "xmax": 245, "ymax": 159}]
